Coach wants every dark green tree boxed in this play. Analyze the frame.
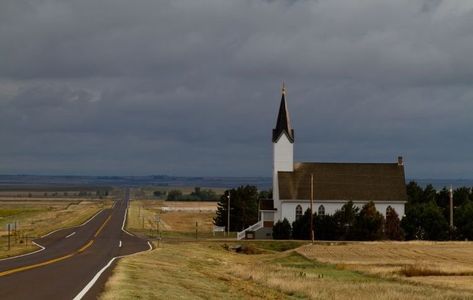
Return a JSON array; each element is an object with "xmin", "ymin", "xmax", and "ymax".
[
  {"xmin": 401, "ymin": 203, "xmax": 424, "ymax": 240},
  {"xmin": 213, "ymin": 185, "xmax": 259, "ymax": 232},
  {"xmin": 455, "ymin": 200, "xmax": 473, "ymax": 240},
  {"xmin": 167, "ymin": 190, "xmax": 183, "ymax": 200},
  {"xmin": 385, "ymin": 206, "xmax": 404, "ymax": 240},
  {"xmin": 454, "ymin": 187, "xmax": 471, "ymax": 207},
  {"xmin": 406, "ymin": 181, "xmax": 424, "ymax": 204},
  {"xmin": 190, "ymin": 187, "xmax": 218, "ymax": 201},
  {"xmin": 273, "ymin": 218, "xmax": 291, "ymax": 239},
  {"xmin": 258, "ymin": 189, "xmax": 273, "ymax": 200},
  {"xmin": 292, "ymin": 209, "xmax": 313, "ymax": 240},
  {"xmin": 332, "ymin": 201, "xmax": 359, "ymax": 240},
  {"xmin": 401, "ymin": 201, "xmax": 449, "ymax": 240},
  {"xmin": 436, "ymin": 187, "xmax": 450, "ymax": 221},
  {"xmin": 353, "ymin": 201, "xmax": 385, "ymax": 240},
  {"xmin": 315, "ymin": 214, "xmax": 337, "ymax": 240},
  {"xmin": 420, "ymin": 184, "xmax": 437, "ymax": 203}
]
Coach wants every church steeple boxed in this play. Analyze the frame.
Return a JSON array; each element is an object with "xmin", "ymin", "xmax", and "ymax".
[{"xmin": 272, "ymin": 83, "xmax": 294, "ymax": 143}]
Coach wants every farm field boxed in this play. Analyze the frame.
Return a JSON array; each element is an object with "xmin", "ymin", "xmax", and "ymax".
[
  {"xmin": 298, "ymin": 241, "xmax": 473, "ymax": 291},
  {"xmin": 101, "ymin": 199, "xmax": 473, "ymax": 299},
  {"xmin": 125, "ymin": 199, "xmax": 218, "ymax": 239},
  {"xmin": 0, "ymin": 198, "xmax": 112, "ymax": 258}
]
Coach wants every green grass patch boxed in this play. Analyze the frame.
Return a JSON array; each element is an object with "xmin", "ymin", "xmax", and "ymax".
[
  {"xmin": 245, "ymin": 240, "xmax": 308, "ymax": 252},
  {"xmin": 272, "ymin": 251, "xmax": 370, "ymax": 281}
]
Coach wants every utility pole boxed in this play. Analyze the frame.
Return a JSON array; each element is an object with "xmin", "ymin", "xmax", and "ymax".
[
  {"xmin": 449, "ymin": 185, "xmax": 454, "ymax": 228},
  {"xmin": 310, "ymin": 174, "xmax": 314, "ymax": 244},
  {"xmin": 7, "ymin": 223, "xmax": 11, "ymax": 251},
  {"xmin": 227, "ymin": 193, "xmax": 231, "ymax": 237},
  {"xmin": 156, "ymin": 215, "xmax": 161, "ymax": 248}
]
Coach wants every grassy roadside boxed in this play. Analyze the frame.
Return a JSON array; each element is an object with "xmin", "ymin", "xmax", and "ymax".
[
  {"xmin": 101, "ymin": 241, "xmax": 473, "ymax": 300},
  {"xmin": 0, "ymin": 199, "xmax": 111, "ymax": 258}
]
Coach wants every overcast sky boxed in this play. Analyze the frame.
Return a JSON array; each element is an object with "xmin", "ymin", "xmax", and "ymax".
[{"xmin": 1, "ymin": 0, "xmax": 473, "ymax": 178}]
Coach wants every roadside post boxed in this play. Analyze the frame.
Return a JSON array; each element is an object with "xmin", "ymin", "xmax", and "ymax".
[
  {"xmin": 195, "ymin": 221, "xmax": 198, "ymax": 240},
  {"xmin": 156, "ymin": 215, "xmax": 161, "ymax": 248},
  {"xmin": 7, "ymin": 223, "xmax": 11, "ymax": 251},
  {"xmin": 227, "ymin": 193, "xmax": 231, "ymax": 237},
  {"xmin": 310, "ymin": 174, "xmax": 314, "ymax": 244}
]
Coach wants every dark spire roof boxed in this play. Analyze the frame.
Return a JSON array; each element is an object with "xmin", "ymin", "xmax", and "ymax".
[{"xmin": 272, "ymin": 84, "xmax": 294, "ymax": 143}]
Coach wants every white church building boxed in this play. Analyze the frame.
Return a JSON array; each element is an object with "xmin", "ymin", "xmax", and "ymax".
[{"xmin": 238, "ymin": 86, "xmax": 407, "ymax": 240}]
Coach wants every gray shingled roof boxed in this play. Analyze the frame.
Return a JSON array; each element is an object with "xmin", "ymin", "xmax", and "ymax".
[{"xmin": 278, "ymin": 162, "xmax": 407, "ymax": 201}]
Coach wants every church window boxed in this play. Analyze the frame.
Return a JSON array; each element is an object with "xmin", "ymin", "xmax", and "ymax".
[
  {"xmin": 386, "ymin": 205, "xmax": 393, "ymax": 216},
  {"xmin": 318, "ymin": 205, "xmax": 325, "ymax": 216},
  {"xmin": 295, "ymin": 205, "xmax": 302, "ymax": 220}
]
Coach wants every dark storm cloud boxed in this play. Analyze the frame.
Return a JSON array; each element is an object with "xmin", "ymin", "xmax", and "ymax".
[{"xmin": 1, "ymin": 0, "xmax": 473, "ymax": 177}]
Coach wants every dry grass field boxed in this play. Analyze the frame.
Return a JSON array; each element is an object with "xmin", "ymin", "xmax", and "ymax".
[
  {"xmin": 100, "ymin": 200, "xmax": 473, "ymax": 299},
  {"xmin": 0, "ymin": 199, "xmax": 111, "ymax": 258},
  {"xmin": 126, "ymin": 199, "xmax": 217, "ymax": 239},
  {"xmin": 101, "ymin": 241, "xmax": 473, "ymax": 300},
  {"xmin": 298, "ymin": 241, "xmax": 473, "ymax": 292}
]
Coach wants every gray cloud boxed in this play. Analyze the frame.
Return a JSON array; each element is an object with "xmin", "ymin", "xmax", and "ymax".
[{"xmin": 1, "ymin": 0, "xmax": 473, "ymax": 177}]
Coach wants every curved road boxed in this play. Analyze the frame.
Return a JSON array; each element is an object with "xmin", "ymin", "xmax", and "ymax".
[{"xmin": 0, "ymin": 189, "xmax": 150, "ymax": 300}]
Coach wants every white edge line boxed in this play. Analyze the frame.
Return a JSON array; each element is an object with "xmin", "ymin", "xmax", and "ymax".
[
  {"xmin": 121, "ymin": 208, "xmax": 135, "ymax": 237},
  {"xmin": 73, "ymin": 256, "xmax": 119, "ymax": 300},
  {"xmin": 0, "ymin": 241, "xmax": 46, "ymax": 262},
  {"xmin": 41, "ymin": 209, "xmax": 105, "ymax": 238},
  {"xmin": 0, "ymin": 209, "xmax": 105, "ymax": 262},
  {"xmin": 65, "ymin": 232, "xmax": 76, "ymax": 239},
  {"xmin": 74, "ymin": 241, "xmax": 154, "ymax": 300}
]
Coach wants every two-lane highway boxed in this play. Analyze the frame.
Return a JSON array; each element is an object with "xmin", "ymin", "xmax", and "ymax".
[{"xmin": 0, "ymin": 189, "xmax": 150, "ymax": 300}]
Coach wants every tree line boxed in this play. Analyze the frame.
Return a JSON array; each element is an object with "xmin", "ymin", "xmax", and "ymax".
[
  {"xmin": 153, "ymin": 187, "xmax": 220, "ymax": 201},
  {"xmin": 273, "ymin": 201, "xmax": 403, "ymax": 240},
  {"xmin": 214, "ymin": 182, "xmax": 473, "ymax": 241},
  {"xmin": 276, "ymin": 181, "xmax": 473, "ymax": 240}
]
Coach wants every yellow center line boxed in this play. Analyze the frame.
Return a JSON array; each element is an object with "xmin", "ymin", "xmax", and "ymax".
[
  {"xmin": 94, "ymin": 215, "xmax": 112, "ymax": 237},
  {"xmin": 78, "ymin": 240, "xmax": 94, "ymax": 253},
  {"xmin": 0, "ymin": 213, "xmax": 113, "ymax": 278},
  {"xmin": 0, "ymin": 253, "xmax": 74, "ymax": 277}
]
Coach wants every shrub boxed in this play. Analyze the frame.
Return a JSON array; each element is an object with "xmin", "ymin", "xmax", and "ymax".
[
  {"xmin": 273, "ymin": 218, "xmax": 291, "ymax": 239},
  {"xmin": 385, "ymin": 206, "xmax": 404, "ymax": 240}
]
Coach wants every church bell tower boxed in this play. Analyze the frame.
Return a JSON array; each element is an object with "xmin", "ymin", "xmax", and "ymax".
[{"xmin": 272, "ymin": 84, "xmax": 294, "ymax": 221}]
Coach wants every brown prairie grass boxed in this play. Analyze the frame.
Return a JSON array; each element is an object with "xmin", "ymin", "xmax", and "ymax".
[
  {"xmin": 400, "ymin": 264, "xmax": 473, "ymax": 277},
  {"xmin": 0, "ymin": 199, "xmax": 110, "ymax": 258},
  {"xmin": 298, "ymin": 241, "xmax": 473, "ymax": 291},
  {"xmin": 126, "ymin": 200, "xmax": 217, "ymax": 238},
  {"xmin": 101, "ymin": 242, "xmax": 473, "ymax": 300}
]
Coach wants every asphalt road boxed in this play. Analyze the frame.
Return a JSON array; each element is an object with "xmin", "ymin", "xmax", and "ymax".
[{"xmin": 0, "ymin": 189, "xmax": 150, "ymax": 300}]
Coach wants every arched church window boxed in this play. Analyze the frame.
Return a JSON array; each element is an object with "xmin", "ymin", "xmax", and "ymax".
[
  {"xmin": 386, "ymin": 205, "xmax": 393, "ymax": 216},
  {"xmin": 295, "ymin": 205, "xmax": 302, "ymax": 220},
  {"xmin": 318, "ymin": 205, "xmax": 325, "ymax": 216}
]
